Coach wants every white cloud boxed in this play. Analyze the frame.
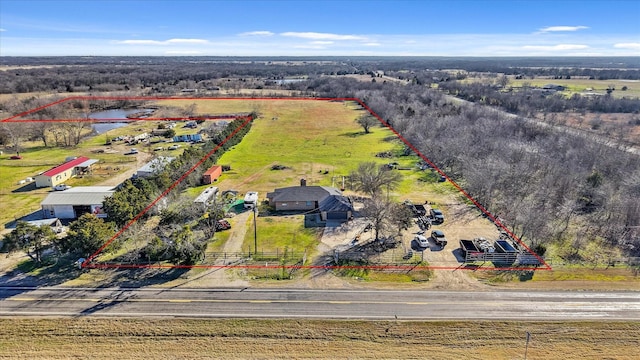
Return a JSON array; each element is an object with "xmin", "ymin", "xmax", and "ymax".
[
  {"xmin": 310, "ymin": 41, "xmax": 334, "ymax": 45},
  {"xmin": 522, "ymin": 44, "xmax": 589, "ymax": 51},
  {"xmin": 116, "ymin": 38, "xmax": 208, "ymax": 45},
  {"xmin": 117, "ymin": 39, "xmax": 164, "ymax": 45},
  {"xmin": 280, "ymin": 32, "xmax": 366, "ymax": 41},
  {"xmin": 538, "ymin": 26, "xmax": 589, "ymax": 32},
  {"xmin": 165, "ymin": 38, "xmax": 208, "ymax": 44},
  {"xmin": 363, "ymin": 42, "xmax": 381, "ymax": 47},
  {"xmin": 239, "ymin": 31, "xmax": 274, "ymax": 36},
  {"xmin": 614, "ymin": 43, "xmax": 640, "ymax": 49},
  {"xmin": 0, "ymin": 28, "xmax": 6, "ymax": 32}
]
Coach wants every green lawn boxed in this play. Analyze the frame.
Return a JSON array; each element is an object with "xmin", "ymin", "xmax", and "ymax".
[
  {"xmin": 244, "ymin": 215, "xmax": 321, "ymax": 255},
  {"xmin": 211, "ymin": 100, "xmax": 397, "ymax": 194}
]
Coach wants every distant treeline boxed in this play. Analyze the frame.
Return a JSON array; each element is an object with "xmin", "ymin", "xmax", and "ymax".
[{"xmin": 2, "ymin": 56, "xmax": 640, "ymax": 94}]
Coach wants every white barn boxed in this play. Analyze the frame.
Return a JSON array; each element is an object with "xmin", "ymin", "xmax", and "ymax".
[{"xmin": 41, "ymin": 186, "xmax": 115, "ymax": 220}]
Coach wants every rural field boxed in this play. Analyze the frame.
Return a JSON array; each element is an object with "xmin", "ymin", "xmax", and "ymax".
[
  {"xmin": 0, "ymin": 318, "xmax": 638, "ymax": 359},
  {"xmin": 2, "ymin": 97, "xmax": 640, "ymax": 290},
  {"xmin": 460, "ymin": 75, "xmax": 640, "ymax": 98}
]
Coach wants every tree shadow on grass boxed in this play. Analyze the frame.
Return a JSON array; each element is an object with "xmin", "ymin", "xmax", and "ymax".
[
  {"xmin": 340, "ymin": 131, "xmax": 369, "ymax": 138},
  {"xmin": 91, "ymin": 267, "xmax": 190, "ymax": 288},
  {"xmin": 0, "ymin": 252, "xmax": 189, "ymax": 300},
  {"xmin": 0, "ymin": 253, "xmax": 84, "ymax": 300}
]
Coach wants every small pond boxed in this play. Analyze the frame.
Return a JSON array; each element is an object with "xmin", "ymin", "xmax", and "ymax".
[{"xmin": 90, "ymin": 109, "xmax": 153, "ymax": 133}]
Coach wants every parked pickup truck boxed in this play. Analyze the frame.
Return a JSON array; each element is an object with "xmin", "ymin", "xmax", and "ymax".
[
  {"xmin": 430, "ymin": 230, "xmax": 447, "ymax": 247},
  {"xmin": 429, "ymin": 209, "xmax": 445, "ymax": 224}
]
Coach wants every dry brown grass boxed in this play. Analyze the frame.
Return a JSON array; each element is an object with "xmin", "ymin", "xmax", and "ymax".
[{"xmin": 0, "ymin": 318, "xmax": 638, "ymax": 359}]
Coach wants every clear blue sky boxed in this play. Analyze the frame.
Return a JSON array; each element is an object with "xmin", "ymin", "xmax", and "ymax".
[{"xmin": 1, "ymin": 0, "xmax": 639, "ymax": 56}]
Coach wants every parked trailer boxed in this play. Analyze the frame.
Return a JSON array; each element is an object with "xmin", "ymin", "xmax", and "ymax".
[
  {"xmin": 493, "ymin": 240, "xmax": 518, "ymax": 264},
  {"xmin": 494, "ymin": 240, "xmax": 517, "ymax": 253},
  {"xmin": 413, "ymin": 204, "xmax": 427, "ymax": 216},
  {"xmin": 460, "ymin": 239, "xmax": 479, "ymax": 254},
  {"xmin": 404, "ymin": 201, "xmax": 427, "ymax": 217},
  {"xmin": 461, "ymin": 239, "xmax": 517, "ymax": 264}
]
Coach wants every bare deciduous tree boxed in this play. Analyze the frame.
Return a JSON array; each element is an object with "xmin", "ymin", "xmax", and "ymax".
[
  {"xmin": 350, "ymin": 162, "xmax": 402, "ymax": 197},
  {"xmin": 355, "ymin": 114, "xmax": 378, "ymax": 134}
]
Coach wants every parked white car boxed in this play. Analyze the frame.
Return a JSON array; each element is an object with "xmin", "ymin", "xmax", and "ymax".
[
  {"xmin": 54, "ymin": 184, "xmax": 72, "ymax": 191},
  {"xmin": 414, "ymin": 234, "xmax": 429, "ymax": 248}
]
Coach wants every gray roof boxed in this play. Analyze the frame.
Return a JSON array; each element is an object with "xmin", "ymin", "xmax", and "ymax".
[
  {"xmin": 319, "ymin": 195, "xmax": 353, "ymax": 213},
  {"xmin": 137, "ymin": 157, "xmax": 174, "ymax": 174},
  {"xmin": 267, "ymin": 186, "xmax": 341, "ymax": 203},
  {"xmin": 7, "ymin": 218, "xmax": 61, "ymax": 229},
  {"xmin": 77, "ymin": 159, "xmax": 99, "ymax": 167},
  {"xmin": 41, "ymin": 186, "xmax": 115, "ymax": 206},
  {"xmin": 26, "ymin": 218, "xmax": 61, "ymax": 227}
]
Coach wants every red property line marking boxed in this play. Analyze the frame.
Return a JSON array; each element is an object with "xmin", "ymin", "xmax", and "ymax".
[
  {"xmin": 83, "ymin": 115, "xmax": 253, "ymax": 266},
  {"xmin": 86, "ymin": 263, "xmax": 543, "ymax": 271},
  {"xmin": 6, "ymin": 116, "xmax": 243, "ymax": 123},
  {"xmin": 1, "ymin": 96, "xmax": 550, "ymax": 271},
  {"xmin": 1, "ymin": 96, "xmax": 352, "ymax": 122},
  {"xmin": 354, "ymin": 98, "xmax": 550, "ymax": 270}
]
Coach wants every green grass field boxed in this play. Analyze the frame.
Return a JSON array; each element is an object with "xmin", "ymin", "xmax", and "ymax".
[{"xmin": 198, "ymin": 100, "xmax": 397, "ymax": 194}]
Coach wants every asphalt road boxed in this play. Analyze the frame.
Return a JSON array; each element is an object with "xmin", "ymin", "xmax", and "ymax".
[{"xmin": 1, "ymin": 287, "xmax": 639, "ymax": 320}]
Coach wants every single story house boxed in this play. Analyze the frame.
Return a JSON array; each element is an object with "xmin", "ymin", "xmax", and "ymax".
[
  {"xmin": 267, "ymin": 180, "xmax": 353, "ymax": 221},
  {"xmin": 35, "ymin": 156, "xmax": 98, "ymax": 188},
  {"xmin": 136, "ymin": 157, "xmax": 174, "ymax": 178},
  {"xmin": 202, "ymin": 165, "xmax": 222, "ymax": 184},
  {"xmin": 173, "ymin": 134, "xmax": 202, "ymax": 142},
  {"xmin": 41, "ymin": 186, "xmax": 115, "ymax": 219}
]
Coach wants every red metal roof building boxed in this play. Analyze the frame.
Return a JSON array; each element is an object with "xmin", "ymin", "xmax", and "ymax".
[{"xmin": 35, "ymin": 156, "xmax": 95, "ymax": 188}]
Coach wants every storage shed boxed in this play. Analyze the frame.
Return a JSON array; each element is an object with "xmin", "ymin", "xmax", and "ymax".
[{"xmin": 202, "ymin": 165, "xmax": 223, "ymax": 184}]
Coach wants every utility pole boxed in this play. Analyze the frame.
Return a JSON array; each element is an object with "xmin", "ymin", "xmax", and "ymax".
[{"xmin": 253, "ymin": 206, "xmax": 258, "ymax": 256}]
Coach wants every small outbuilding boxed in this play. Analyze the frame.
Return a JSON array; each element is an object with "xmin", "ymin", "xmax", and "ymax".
[
  {"xmin": 7, "ymin": 218, "xmax": 64, "ymax": 233},
  {"xmin": 136, "ymin": 157, "xmax": 174, "ymax": 178},
  {"xmin": 173, "ymin": 134, "xmax": 202, "ymax": 142},
  {"xmin": 202, "ymin": 165, "xmax": 223, "ymax": 184}
]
